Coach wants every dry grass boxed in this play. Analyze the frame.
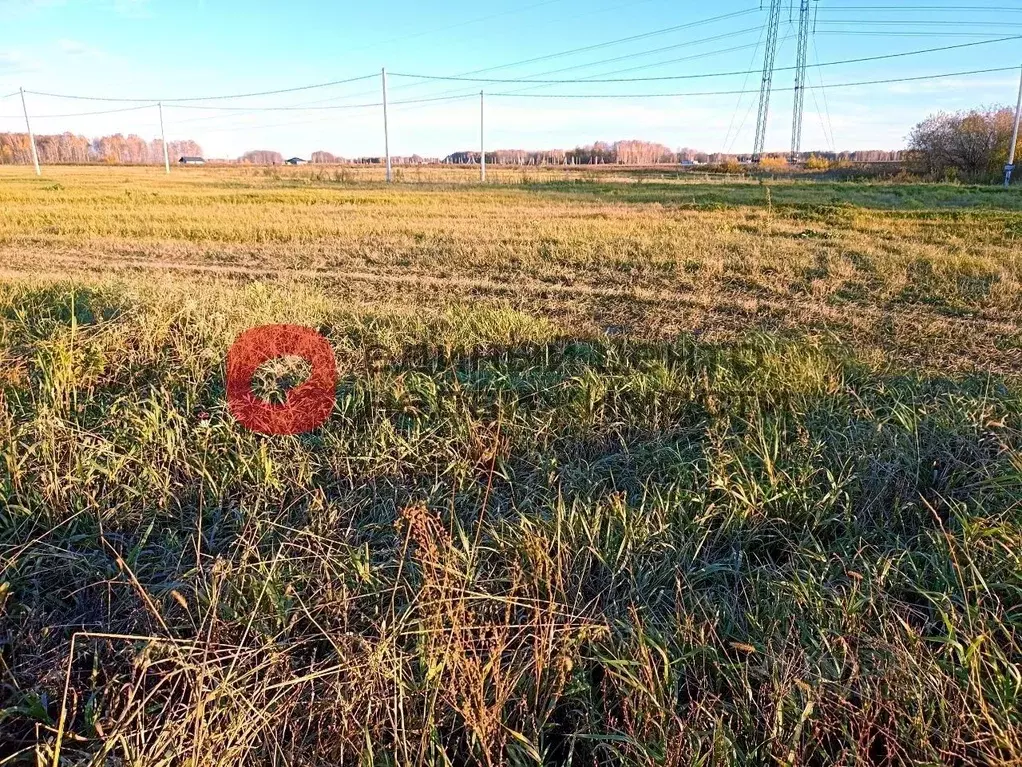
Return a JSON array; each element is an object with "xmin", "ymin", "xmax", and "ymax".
[{"xmin": 0, "ymin": 166, "xmax": 1020, "ymax": 765}]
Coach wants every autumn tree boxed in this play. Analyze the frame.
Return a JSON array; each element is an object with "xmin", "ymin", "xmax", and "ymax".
[
  {"xmin": 909, "ymin": 106, "xmax": 1017, "ymax": 182},
  {"xmin": 0, "ymin": 132, "xmax": 202, "ymax": 165},
  {"xmin": 239, "ymin": 150, "xmax": 284, "ymax": 165}
]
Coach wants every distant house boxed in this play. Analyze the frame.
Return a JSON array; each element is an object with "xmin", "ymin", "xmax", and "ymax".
[
  {"xmin": 179, "ymin": 156, "xmax": 205, "ymax": 165},
  {"xmin": 285, "ymin": 157, "xmax": 307, "ymax": 165}
]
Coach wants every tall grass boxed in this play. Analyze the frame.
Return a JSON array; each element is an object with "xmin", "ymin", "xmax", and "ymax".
[
  {"xmin": 0, "ymin": 274, "xmax": 1019, "ymax": 765},
  {"xmin": 0, "ymin": 168, "xmax": 1020, "ymax": 764}
]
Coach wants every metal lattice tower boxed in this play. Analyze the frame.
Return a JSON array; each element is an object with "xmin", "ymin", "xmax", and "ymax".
[
  {"xmin": 790, "ymin": 0, "xmax": 812, "ymax": 162},
  {"xmin": 752, "ymin": 0, "xmax": 783, "ymax": 161}
]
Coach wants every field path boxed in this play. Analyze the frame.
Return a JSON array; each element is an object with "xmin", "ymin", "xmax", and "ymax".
[{"xmin": 3, "ymin": 247, "xmax": 1020, "ymax": 376}]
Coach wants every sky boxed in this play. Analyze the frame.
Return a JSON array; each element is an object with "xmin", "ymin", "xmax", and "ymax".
[{"xmin": 1, "ymin": 0, "xmax": 1021, "ymax": 159}]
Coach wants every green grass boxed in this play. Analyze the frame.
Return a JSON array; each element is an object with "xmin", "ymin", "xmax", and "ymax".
[{"xmin": 1, "ymin": 167, "xmax": 1021, "ymax": 765}]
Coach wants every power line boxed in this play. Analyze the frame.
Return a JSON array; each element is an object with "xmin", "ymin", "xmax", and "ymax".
[
  {"xmin": 721, "ymin": 19, "xmax": 768, "ymax": 153},
  {"xmin": 15, "ymin": 31, "xmax": 1018, "ymax": 116},
  {"xmin": 280, "ymin": 0, "xmax": 717, "ymax": 108},
  {"xmin": 810, "ymin": 35, "xmax": 837, "ymax": 151},
  {"xmin": 277, "ymin": 8, "xmax": 769, "ymax": 110},
  {"xmin": 10, "ymin": 7, "xmax": 763, "ymax": 128},
  {"xmin": 817, "ymin": 19, "xmax": 1022, "ymax": 26},
  {"xmin": 484, "ymin": 65, "xmax": 1022, "ymax": 98},
  {"xmin": 25, "ymin": 73, "xmax": 379, "ymax": 104},
  {"xmin": 575, "ymin": 35, "xmax": 778, "ymax": 81},
  {"xmin": 192, "ymin": 94, "xmax": 479, "ymax": 135},
  {"xmin": 417, "ymin": 8, "xmax": 762, "ymax": 78},
  {"xmin": 386, "ymin": 35, "xmax": 1022, "ymax": 85},
  {"xmin": 480, "ymin": 26, "xmax": 768, "ymax": 85},
  {"xmin": 382, "ymin": 10, "xmax": 767, "ymax": 113},
  {"xmin": 197, "ymin": 26, "xmax": 761, "ymax": 126},
  {"xmin": 821, "ymin": 4, "xmax": 1022, "ymax": 10},
  {"xmin": 165, "ymin": 94, "xmax": 472, "ymax": 123},
  {"xmin": 818, "ymin": 30, "xmax": 1022, "ymax": 36},
  {"xmin": 166, "ymin": 101, "xmax": 381, "ymax": 113},
  {"xmin": 16, "ymin": 103, "xmax": 159, "ymax": 119},
  {"xmin": 0, "ymin": 93, "xmax": 475, "ymax": 123},
  {"xmin": 385, "ymin": 24, "xmax": 769, "ymax": 114}
]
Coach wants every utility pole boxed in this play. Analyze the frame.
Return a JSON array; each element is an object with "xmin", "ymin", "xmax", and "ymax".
[
  {"xmin": 1005, "ymin": 63, "xmax": 1022, "ymax": 187},
  {"xmin": 158, "ymin": 102, "xmax": 170, "ymax": 175},
  {"xmin": 480, "ymin": 90, "xmax": 486, "ymax": 183},
  {"xmin": 19, "ymin": 87, "xmax": 40, "ymax": 176},
  {"xmin": 753, "ymin": 0, "xmax": 782, "ymax": 162},
  {"xmin": 382, "ymin": 67, "xmax": 392, "ymax": 183},
  {"xmin": 790, "ymin": 0, "xmax": 812, "ymax": 163}
]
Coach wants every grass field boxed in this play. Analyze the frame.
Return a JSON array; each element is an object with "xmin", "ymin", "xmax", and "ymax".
[{"xmin": 1, "ymin": 165, "xmax": 1020, "ymax": 765}]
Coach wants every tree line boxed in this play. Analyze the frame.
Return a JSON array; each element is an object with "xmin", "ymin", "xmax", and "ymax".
[
  {"xmin": 0, "ymin": 131, "xmax": 914, "ymax": 168},
  {"xmin": 442, "ymin": 140, "xmax": 677, "ymax": 166},
  {"xmin": 0, "ymin": 132, "xmax": 202, "ymax": 165}
]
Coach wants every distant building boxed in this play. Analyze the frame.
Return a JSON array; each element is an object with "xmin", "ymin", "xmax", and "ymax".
[
  {"xmin": 285, "ymin": 157, "xmax": 307, "ymax": 165},
  {"xmin": 179, "ymin": 156, "xmax": 205, "ymax": 165}
]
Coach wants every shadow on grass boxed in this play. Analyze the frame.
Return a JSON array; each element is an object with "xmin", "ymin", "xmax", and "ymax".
[
  {"xmin": 2, "ymin": 329, "xmax": 1021, "ymax": 763},
  {"xmin": 517, "ymin": 179, "xmax": 1022, "ymax": 212}
]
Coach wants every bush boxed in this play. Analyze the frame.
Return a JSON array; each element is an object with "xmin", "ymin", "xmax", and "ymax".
[
  {"xmin": 909, "ymin": 106, "xmax": 1017, "ymax": 183},
  {"xmin": 759, "ymin": 154, "xmax": 789, "ymax": 169},
  {"xmin": 805, "ymin": 154, "xmax": 831, "ymax": 171}
]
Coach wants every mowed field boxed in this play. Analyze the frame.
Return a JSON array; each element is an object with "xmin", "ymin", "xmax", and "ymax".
[{"xmin": 1, "ymin": 165, "xmax": 1021, "ymax": 765}]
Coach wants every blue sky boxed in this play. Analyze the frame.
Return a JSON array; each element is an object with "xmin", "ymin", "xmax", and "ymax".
[{"xmin": 1, "ymin": 0, "xmax": 1020, "ymax": 159}]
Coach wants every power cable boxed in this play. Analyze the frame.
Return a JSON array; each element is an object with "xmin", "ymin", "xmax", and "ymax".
[
  {"xmin": 720, "ymin": 21, "xmax": 768, "ymax": 154},
  {"xmin": 412, "ymin": 8, "xmax": 761, "ymax": 78},
  {"xmin": 816, "ymin": 19, "xmax": 1022, "ymax": 26},
  {"xmin": 12, "ymin": 7, "xmax": 763, "ymax": 130},
  {"xmin": 16, "ymin": 31, "xmax": 1018, "ymax": 119},
  {"xmin": 194, "ymin": 94, "xmax": 478, "ymax": 135},
  {"xmin": 484, "ymin": 64, "xmax": 1021, "ymax": 98},
  {"xmin": 381, "ymin": 7, "xmax": 765, "ymax": 108},
  {"xmin": 385, "ymin": 25, "xmax": 769, "ymax": 114},
  {"xmin": 165, "ymin": 93, "xmax": 475, "ymax": 113},
  {"xmin": 810, "ymin": 35, "xmax": 837, "ymax": 152},
  {"xmin": 821, "ymin": 4, "xmax": 1022, "ymax": 10},
  {"xmin": 16, "ymin": 103, "xmax": 159, "ymax": 119},
  {"xmin": 817, "ymin": 30, "xmax": 1021, "ymax": 37},
  {"xmin": 25, "ymin": 73, "xmax": 379, "ymax": 104},
  {"xmin": 727, "ymin": 30, "xmax": 800, "ymax": 155},
  {"xmin": 388, "ymin": 34, "xmax": 1022, "ymax": 84},
  {"xmin": 387, "ymin": 29, "xmax": 1018, "ymax": 118},
  {"xmin": 282, "ymin": 0, "xmax": 712, "ymax": 107}
]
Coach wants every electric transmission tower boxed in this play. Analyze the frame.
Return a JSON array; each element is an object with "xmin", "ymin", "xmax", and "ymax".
[
  {"xmin": 752, "ymin": 0, "xmax": 783, "ymax": 162},
  {"xmin": 790, "ymin": 0, "xmax": 812, "ymax": 162}
]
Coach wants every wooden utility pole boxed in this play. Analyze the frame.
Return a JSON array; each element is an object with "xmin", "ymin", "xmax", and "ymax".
[
  {"xmin": 1005, "ymin": 64, "xmax": 1022, "ymax": 187},
  {"xmin": 19, "ymin": 87, "xmax": 40, "ymax": 175},
  {"xmin": 158, "ymin": 102, "xmax": 170, "ymax": 174},
  {"xmin": 382, "ymin": 67, "xmax": 392, "ymax": 183}
]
